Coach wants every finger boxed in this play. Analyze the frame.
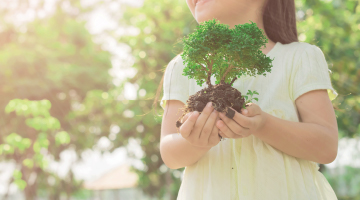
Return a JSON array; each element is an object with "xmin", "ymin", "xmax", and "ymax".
[
  {"xmin": 200, "ymin": 109, "xmax": 218, "ymax": 141},
  {"xmin": 219, "ymin": 110, "xmax": 248, "ymax": 134},
  {"xmin": 181, "ymin": 112, "xmax": 192, "ymax": 123},
  {"xmin": 179, "ymin": 111, "xmax": 199, "ymax": 138},
  {"xmin": 191, "ymin": 102, "xmax": 215, "ymax": 139},
  {"xmin": 218, "ymin": 130, "xmax": 227, "ymax": 139},
  {"xmin": 177, "ymin": 112, "xmax": 192, "ymax": 129},
  {"xmin": 222, "ymin": 107, "xmax": 254, "ymax": 130},
  {"xmin": 209, "ymin": 115, "xmax": 222, "ymax": 143},
  {"xmin": 241, "ymin": 103, "xmax": 261, "ymax": 117},
  {"xmin": 216, "ymin": 119, "xmax": 242, "ymax": 138},
  {"xmin": 209, "ymin": 125, "xmax": 221, "ymax": 144}
]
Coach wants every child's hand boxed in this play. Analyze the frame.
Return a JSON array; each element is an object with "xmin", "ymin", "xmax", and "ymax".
[
  {"xmin": 179, "ymin": 102, "xmax": 221, "ymax": 148},
  {"xmin": 216, "ymin": 103, "xmax": 267, "ymax": 139}
]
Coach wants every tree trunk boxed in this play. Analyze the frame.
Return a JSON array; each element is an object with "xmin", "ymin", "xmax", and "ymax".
[{"xmin": 221, "ymin": 65, "xmax": 234, "ymax": 82}]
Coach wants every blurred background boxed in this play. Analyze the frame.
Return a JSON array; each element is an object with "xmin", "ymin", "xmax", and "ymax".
[{"xmin": 0, "ymin": 0, "xmax": 359, "ymax": 199}]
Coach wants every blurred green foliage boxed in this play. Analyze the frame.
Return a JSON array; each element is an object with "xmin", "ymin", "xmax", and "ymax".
[
  {"xmin": 296, "ymin": 0, "xmax": 360, "ymax": 138},
  {"xmin": 296, "ymin": 1, "xmax": 360, "ymax": 196},
  {"xmin": 0, "ymin": 0, "xmax": 112, "ymax": 199},
  {"xmin": 0, "ymin": 0, "xmax": 359, "ymax": 199},
  {"xmin": 2, "ymin": 99, "xmax": 78, "ymax": 199},
  {"xmin": 324, "ymin": 165, "xmax": 360, "ymax": 200}
]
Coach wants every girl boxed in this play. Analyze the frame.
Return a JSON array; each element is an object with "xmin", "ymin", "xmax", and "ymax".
[{"xmin": 155, "ymin": 0, "xmax": 339, "ymax": 199}]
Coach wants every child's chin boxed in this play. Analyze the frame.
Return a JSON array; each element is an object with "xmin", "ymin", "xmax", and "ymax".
[{"xmin": 195, "ymin": 15, "xmax": 218, "ymax": 24}]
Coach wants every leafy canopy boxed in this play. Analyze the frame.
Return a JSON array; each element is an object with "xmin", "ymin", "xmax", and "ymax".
[{"xmin": 181, "ymin": 18, "xmax": 274, "ymax": 87}]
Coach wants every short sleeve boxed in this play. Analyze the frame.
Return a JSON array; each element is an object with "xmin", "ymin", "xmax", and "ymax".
[
  {"xmin": 290, "ymin": 45, "xmax": 338, "ymax": 102},
  {"xmin": 160, "ymin": 55, "xmax": 189, "ymax": 110}
]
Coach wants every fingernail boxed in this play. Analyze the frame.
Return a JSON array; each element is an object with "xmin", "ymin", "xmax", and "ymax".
[
  {"xmin": 176, "ymin": 121, "xmax": 182, "ymax": 128},
  {"xmin": 242, "ymin": 109, "xmax": 248, "ymax": 114},
  {"xmin": 225, "ymin": 108, "xmax": 235, "ymax": 119},
  {"xmin": 207, "ymin": 102, "xmax": 212, "ymax": 107},
  {"xmin": 193, "ymin": 111, "xmax": 199, "ymax": 116}
]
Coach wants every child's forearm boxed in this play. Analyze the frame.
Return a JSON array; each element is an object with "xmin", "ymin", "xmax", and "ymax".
[
  {"xmin": 160, "ymin": 133, "xmax": 211, "ymax": 169},
  {"xmin": 253, "ymin": 112, "xmax": 338, "ymax": 164}
]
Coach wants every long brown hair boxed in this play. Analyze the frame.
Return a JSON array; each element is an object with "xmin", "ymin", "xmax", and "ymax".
[{"xmin": 152, "ymin": 0, "xmax": 298, "ymax": 115}]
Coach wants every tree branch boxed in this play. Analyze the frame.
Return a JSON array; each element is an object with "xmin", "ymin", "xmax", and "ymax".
[
  {"xmin": 197, "ymin": 62, "xmax": 212, "ymax": 87},
  {"xmin": 230, "ymin": 77, "xmax": 237, "ymax": 85},
  {"xmin": 201, "ymin": 56, "xmax": 213, "ymax": 87},
  {"xmin": 221, "ymin": 64, "xmax": 235, "ymax": 81},
  {"xmin": 196, "ymin": 62, "xmax": 208, "ymax": 72}
]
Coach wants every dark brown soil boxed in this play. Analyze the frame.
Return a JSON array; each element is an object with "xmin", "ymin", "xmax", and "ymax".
[{"xmin": 176, "ymin": 83, "xmax": 245, "ymax": 133}]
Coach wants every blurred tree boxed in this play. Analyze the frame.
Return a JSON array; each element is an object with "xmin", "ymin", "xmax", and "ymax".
[
  {"xmin": 0, "ymin": 1, "xmax": 112, "ymax": 199},
  {"xmin": 324, "ymin": 165, "xmax": 360, "ymax": 199},
  {"xmin": 296, "ymin": 0, "xmax": 360, "ymax": 138},
  {"xmin": 1, "ymin": 99, "xmax": 79, "ymax": 200},
  {"xmin": 290, "ymin": 0, "xmax": 360, "ymax": 198},
  {"xmin": 71, "ymin": 0, "xmax": 198, "ymax": 199}
]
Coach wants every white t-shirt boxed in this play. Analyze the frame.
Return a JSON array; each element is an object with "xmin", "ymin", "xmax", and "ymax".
[{"xmin": 161, "ymin": 41, "xmax": 338, "ymax": 200}]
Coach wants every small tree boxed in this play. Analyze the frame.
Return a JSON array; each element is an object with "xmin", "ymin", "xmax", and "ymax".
[
  {"xmin": 181, "ymin": 19, "xmax": 273, "ymax": 88},
  {"xmin": 176, "ymin": 19, "xmax": 274, "ymax": 128}
]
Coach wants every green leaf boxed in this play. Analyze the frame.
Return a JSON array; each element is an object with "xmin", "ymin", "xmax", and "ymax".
[
  {"xmin": 13, "ymin": 170, "xmax": 22, "ymax": 179},
  {"xmin": 5, "ymin": 133, "xmax": 21, "ymax": 145},
  {"xmin": 5, "ymin": 99, "xmax": 17, "ymax": 114},
  {"xmin": 253, "ymin": 91, "xmax": 259, "ymax": 95},
  {"xmin": 55, "ymin": 131, "xmax": 71, "ymax": 145},
  {"xmin": 18, "ymin": 138, "xmax": 32, "ymax": 151},
  {"xmin": 253, "ymin": 98, "xmax": 258, "ymax": 101},
  {"xmin": 40, "ymin": 99, "xmax": 51, "ymax": 110},
  {"xmin": 1, "ymin": 144, "xmax": 14, "ymax": 154},
  {"xmin": 14, "ymin": 179, "xmax": 27, "ymax": 190},
  {"xmin": 26, "ymin": 116, "xmax": 60, "ymax": 131},
  {"xmin": 23, "ymin": 159, "xmax": 34, "ymax": 169},
  {"xmin": 33, "ymin": 141, "xmax": 41, "ymax": 153}
]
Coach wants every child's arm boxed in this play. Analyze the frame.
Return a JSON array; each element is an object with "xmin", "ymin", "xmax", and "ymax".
[
  {"xmin": 160, "ymin": 134, "xmax": 211, "ymax": 169},
  {"xmin": 160, "ymin": 100, "xmax": 218, "ymax": 169},
  {"xmin": 252, "ymin": 89, "xmax": 338, "ymax": 164}
]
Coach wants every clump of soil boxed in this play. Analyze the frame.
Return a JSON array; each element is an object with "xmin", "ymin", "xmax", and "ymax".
[{"xmin": 176, "ymin": 83, "xmax": 245, "ymax": 130}]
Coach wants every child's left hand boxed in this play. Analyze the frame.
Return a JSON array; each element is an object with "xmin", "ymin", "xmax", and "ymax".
[{"xmin": 216, "ymin": 103, "xmax": 267, "ymax": 139}]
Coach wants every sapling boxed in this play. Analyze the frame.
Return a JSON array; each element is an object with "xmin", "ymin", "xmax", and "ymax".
[{"xmin": 175, "ymin": 19, "xmax": 274, "ymax": 135}]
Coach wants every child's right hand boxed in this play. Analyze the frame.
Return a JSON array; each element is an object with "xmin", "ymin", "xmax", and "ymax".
[{"xmin": 179, "ymin": 102, "xmax": 221, "ymax": 148}]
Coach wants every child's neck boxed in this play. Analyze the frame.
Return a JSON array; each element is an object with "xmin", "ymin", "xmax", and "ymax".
[{"xmin": 261, "ymin": 40, "xmax": 276, "ymax": 55}]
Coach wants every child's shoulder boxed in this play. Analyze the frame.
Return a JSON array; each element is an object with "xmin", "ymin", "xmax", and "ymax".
[
  {"xmin": 167, "ymin": 53, "xmax": 184, "ymax": 68},
  {"xmin": 276, "ymin": 42, "xmax": 326, "ymax": 66},
  {"xmin": 164, "ymin": 53, "xmax": 186, "ymax": 77},
  {"xmin": 280, "ymin": 41, "xmax": 323, "ymax": 57}
]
